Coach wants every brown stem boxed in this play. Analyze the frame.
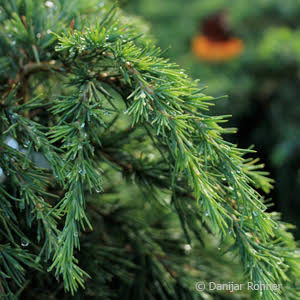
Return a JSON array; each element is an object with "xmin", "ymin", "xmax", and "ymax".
[
  {"xmin": 99, "ymin": 150, "xmax": 132, "ymax": 172},
  {"xmin": 15, "ymin": 62, "xmax": 66, "ymax": 117},
  {"xmin": 21, "ymin": 62, "xmax": 65, "ymax": 79}
]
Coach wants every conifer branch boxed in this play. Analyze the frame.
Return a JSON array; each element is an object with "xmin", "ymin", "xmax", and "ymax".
[
  {"xmin": 0, "ymin": 1, "xmax": 299, "ymax": 299},
  {"xmin": 51, "ymin": 8, "xmax": 300, "ymax": 299}
]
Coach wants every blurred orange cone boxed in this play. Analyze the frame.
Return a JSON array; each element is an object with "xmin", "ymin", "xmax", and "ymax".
[
  {"xmin": 192, "ymin": 35, "xmax": 244, "ymax": 62},
  {"xmin": 192, "ymin": 11, "xmax": 244, "ymax": 62}
]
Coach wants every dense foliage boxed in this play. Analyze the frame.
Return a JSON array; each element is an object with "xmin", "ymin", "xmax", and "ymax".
[
  {"xmin": 124, "ymin": 0, "xmax": 300, "ymax": 238},
  {"xmin": 0, "ymin": 1, "xmax": 299, "ymax": 299}
]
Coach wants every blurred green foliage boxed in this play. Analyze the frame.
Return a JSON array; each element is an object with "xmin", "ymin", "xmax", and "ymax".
[{"xmin": 124, "ymin": 0, "xmax": 300, "ymax": 236}]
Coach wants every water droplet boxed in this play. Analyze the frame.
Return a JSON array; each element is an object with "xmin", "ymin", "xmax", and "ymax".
[
  {"xmin": 95, "ymin": 188, "xmax": 101, "ymax": 193},
  {"xmin": 74, "ymin": 232, "xmax": 78, "ymax": 237},
  {"xmin": 79, "ymin": 168, "xmax": 86, "ymax": 175},
  {"xmin": 23, "ymin": 139, "xmax": 30, "ymax": 148},
  {"xmin": 253, "ymin": 211, "xmax": 259, "ymax": 217},
  {"xmin": 140, "ymin": 92, "xmax": 146, "ymax": 99},
  {"xmin": 205, "ymin": 211, "xmax": 209, "ymax": 217},
  {"xmin": 36, "ymin": 32, "xmax": 41, "ymax": 39},
  {"xmin": 80, "ymin": 123, "xmax": 85, "ymax": 128},
  {"xmin": 78, "ymin": 145, "xmax": 82, "ymax": 150},
  {"xmin": 217, "ymin": 247, "xmax": 221, "ymax": 251},
  {"xmin": 221, "ymin": 177, "xmax": 226, "ymax": 181},
  {"xmin": 228, "ymin": 186, "xmax": 234, "ymax": 191},
  {"xmin": 45, "ymin": 1, "xmax": 54, "ymax": 8},
  {"xmin": 184, "ymin": 244, "xmax": 192, "ymax": 253},
  {"xmin": 21, "ymin": 239, "xmax": 29, "ymax": 247}
]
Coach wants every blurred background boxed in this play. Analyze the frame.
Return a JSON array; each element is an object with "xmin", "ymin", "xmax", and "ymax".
[{"xmin": 122, "ymin": 0, "xmax": 300, "ymax": 237}]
